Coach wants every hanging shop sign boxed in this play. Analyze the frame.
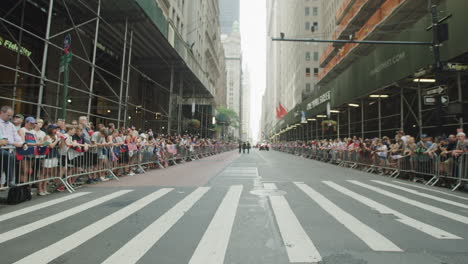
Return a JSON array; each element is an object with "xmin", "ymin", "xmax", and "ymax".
[
  {"xmin": 424, "ymin": 85, "xmax": 447, "ymax": 96},
  {"xmin": 0, "ymin": 36, "xmax": 32, "ymax": 57},
  {"xmin": 307, "ymin": 91, "xmax": 331, "ymax": 110}
]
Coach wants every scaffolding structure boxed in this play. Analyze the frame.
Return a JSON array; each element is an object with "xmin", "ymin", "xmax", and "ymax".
[{"xmin": 0, "ymin": 0, "xmax": 215, "ymax": 134}]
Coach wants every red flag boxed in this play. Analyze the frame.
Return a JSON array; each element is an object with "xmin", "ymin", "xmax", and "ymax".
[
  {"xmin": 276, "ymin": 107, "xmax": 281, "ymax": 119},
  {"xmin": 279, "ymin": 103, "xmax": 288, "ymax": 117}
]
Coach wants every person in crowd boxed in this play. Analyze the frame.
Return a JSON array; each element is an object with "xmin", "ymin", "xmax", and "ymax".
[
  {"xmin": 247, "ymin": 142, "xmax": 251, "ymax": 154},
  {"xmin": 56, "ymin": 118, "xmax": 66, "ymax": 134},
  {"xmin": 17, "ymin": 117, "xmax": 40, "ymax": 184},
  {"xmin": 12, "ymin": 114, "xmax": 24, "ymax": 131},
  {"xmin": 79, "ymin": 116, "xmax": 91, "ymax": 144},
  {"xmin": 453, "ymin": 132, "xmax": 468, "ymax": 157},
  {"xmin": 0, "ymin": 106, "xmax": 24, "ymax": 187},
  {"xmin": 242, "ymin": 142, "xmax": 246, "ymax": 154},
  {"xmin": 69, "ymin": 127, "xmax": 88, "ymax": 187},
  {"xmin": 96, "ymin": 128, "xmax": 111, "ymax": 182},
  {"xmin": 238, "ymin": 141, "xmax": 242, "ymax": 154},
  {"xmin": 40, "ymin": 125, "xmax": 61, "ymax": 195}
]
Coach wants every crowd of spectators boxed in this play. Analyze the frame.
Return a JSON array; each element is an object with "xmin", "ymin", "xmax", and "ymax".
[
  {"xmin": 273, "ymin": 128, "xmax": 468, "ymax": 188},
  {"xmin": 0, "ymin": 105, "xmax": 233, "ymax": 196}
]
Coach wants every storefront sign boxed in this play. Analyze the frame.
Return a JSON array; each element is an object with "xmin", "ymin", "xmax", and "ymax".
[
  {"xmin": 0, "ymin": 36, "xmax": 32, "ymax": 57},
  {"xmin": 307, "ymin": 91, "xmax": 331, "ymax": 110}
]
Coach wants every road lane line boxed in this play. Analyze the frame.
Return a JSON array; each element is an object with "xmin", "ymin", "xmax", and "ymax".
[
  {"xmin": 392, "ymin": 181, "xmax": 468, "ymax": 201},
  {"xmin": 267, "ymin": 183, "xmax": 322, "ymax": 263},
  {"xmin": 372, "ymin": 180, "xmax": 468, "ymax": 209},
  {"xmin": 323, "ymin": 181, "xmax": 461, "ymax": 239},
  {"xmin": 0, "ymin": 192, "xmax": 90, "ymax": 223},
  {"xmin": 102, "ymin": 187, "xmax": 210, "ymax": 264},
  {"xmin": 189, "ymin": 185, "xmax": 243, "ymax": 264},
  {"xmin": 0, "ymin": 190, "xmax": 132, "ymax": 244},
  {"xmin": 295, "ymin": 182, "xmax": 402, "ymax": 252},
  {"xmin": 263, "ymin": 183, "xmax": 278, "ymax": 190},
  {"xmin": 349, "ymin": 180, "xmax": 468, "ymax": 225},
  {"xmin": 14, "ymin": 189, "xmax": 173, "ymax": 264}
]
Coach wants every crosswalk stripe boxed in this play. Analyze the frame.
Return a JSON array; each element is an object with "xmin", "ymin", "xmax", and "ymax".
[
  {"xmin": 13, "ymin": 189, "xmax": 173, "ymax": 264},
  {"xmin": 349, "ymin": 180, "xmax": 468, "ymax": 225},
  {"xmin": 295, "ymin": 182, "xmax": 402, "ymax": 252},
  {"xmin": 323, "ymin": 181, "xmax": 461, "ymax": 239},
  {"xmin": 372, "ymin": 180, "xmax": 468, "ymax": 209},
  {"xmin": 263, "ymin": 183, "xmax": 278, "ymax": 190},
  {"xmin": 0, "ymin": 190, "xmax": 132, "ymax": 244},
  {"xmin": 188, "ymin": 185, "xmax": 243, "ymax": 264},
  {"xmin": 102, "ymin": 187, "xmax": 210, "ymax": 264},
  {"xmin": 392, "ymin": 181, "xmax": 468, "ymax": 201},
  {"xmin": 267, "ymin": 183, "xmax": 322, "ymax": 263},
  {"xmin": 0, "ymin": 192, "xmax": 90, "ymax": 223}
]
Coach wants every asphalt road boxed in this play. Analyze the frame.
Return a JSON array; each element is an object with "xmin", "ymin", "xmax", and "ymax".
[{"xmin": 1, "ymin": 149, "xmax": 468, "ymax": 264}]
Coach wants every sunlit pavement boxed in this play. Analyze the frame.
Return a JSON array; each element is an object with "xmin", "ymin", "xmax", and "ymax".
[{"xmin": 1, "ymin": 149, "xmax": 468, "ymax": 264}]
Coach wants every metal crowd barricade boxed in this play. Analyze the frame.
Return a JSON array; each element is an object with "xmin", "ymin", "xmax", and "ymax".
[{"xmin": 0, "ymin": 145, "xmax": 74, "ymax": 193}]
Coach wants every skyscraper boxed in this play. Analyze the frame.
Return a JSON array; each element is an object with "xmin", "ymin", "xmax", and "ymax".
[{"xmin": 219, "ymin": 0, "xmax": 240, "ymax": 35}]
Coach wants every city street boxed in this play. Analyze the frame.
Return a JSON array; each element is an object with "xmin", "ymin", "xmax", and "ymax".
[{"xmin": 1, "ymin": 149, "xmax": 468, "ymax": 264}]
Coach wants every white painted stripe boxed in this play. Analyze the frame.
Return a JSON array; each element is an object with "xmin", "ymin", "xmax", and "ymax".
[
  {"xmin": 295, "ymin": 182, "xmax": 402, "ymax": 252},
  {"xmin": 393, "ymin": 181, "xmax": 468, "ymax": 201},
  {"xmin": 0, "ymin": 192, "xmax": 90, "ymax": 223},
  {"xmin": 349, "ymin": 180, "xmax": 468, "ymax": 225},
  {"xmin": 323, "ymin": 181, "xmax": 461, "ymax": 239},
  {"xmin": 14, "ymin": 189, "xmax": 173, "ymax": 264},
  {"xmin": 189, "ymin": 185, "xmax": 243, "ymax": 264},
  {"xmin": 268, "ymin": 186, "xmax": 322, "ymax": 263},
  {"xmin": 263, "ymin": 183, "xmax": 278, "ymax": 190},
  {"xmin": 372, "ymin": 180, "xmax": 468, "ymax": 209},
  {"xmin": 0, "ymin": 190, "xmax": 131, "ymax": 244},
  {"xmin": 102, "ymin": 187, "xmax": 210, "ymax": 264}
]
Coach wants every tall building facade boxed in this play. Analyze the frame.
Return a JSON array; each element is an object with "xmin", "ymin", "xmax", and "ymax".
[
  {"xmin": 262, "ymin": 0, "xmax": 322, "ymax": 138},
  {"xmin": 241, "ymin": 68, "xmax": 251, "ymax": 141},
  {"xmin": 269, "ymin": 0, "xmax": 468, "ymax": 141},
  {"xmin": 221, "ymin": 22, "xmax": 242, "ymax": 138},
  {"xmin": 219, "ymin": 0, "xmax": 241, "ymax": 35}
]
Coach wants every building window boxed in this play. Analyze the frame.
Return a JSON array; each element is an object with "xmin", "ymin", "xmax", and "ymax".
[
  {"xmin": 306, "ymin": 83, "xmax": 311, "ymax": 92},
  {"xmin": 305, "ymin": 52, "xmax": 311, "ymax": 61},
  {"xmin": 305, "ymin": 22, "xmax": 310, "ymax": 31},
  {"xmin": 305, "ymin": 7, "xmax": 310, "ymax": 16},
  {"xmin": 313, "ymin": 51, "xmax": 319, "ymax": 61},
  {"xmin": 313, "ymin": 22, "xmax": 318, "ymax": 32},
  {"xmin": 306, "ymin": 68, "xmax": 311, "ymax": 77},
  {"xmin": 313, "ymin": 68, "xmax": 319, "ymax": 76},
  {"xmin": 313, "ymin": 7, "xmax": 318, "ymax": 16}
]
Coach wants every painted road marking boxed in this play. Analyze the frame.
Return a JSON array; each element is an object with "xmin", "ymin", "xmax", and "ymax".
[
  {"xmin": 295, "ymin": 182, "xmax": 402, "ymax": 252},
  {"xmin": 102, "ymin": 187, "xmax": 210, "ymax": 264},
  {"xmin": 372, "ymin": 180, "xmax": 468, "ymax": 209},
  {"xmin": 392, "ymin": 180, "xmax": 468, "ymax": 201},
  {"xmin": 0, "ymin": 192, "xmax": 90, "ymax": 223},
  {"xmin": 0, "ymin": 190, "xmax": 132, "ymax": 244},
  {"xmin": 14, "ymin": 189, "xmax": 173, "ymax": 264},
  {"xmin": 323, "ymin": 181, "xmax": 461, "ymax": 239},
  {"xmin": 267, "ymin": 183, "xmax": 322, "ymax": 263},
  {"xmin": 189, "ymin": 185, "xmax": 243, "ymax": 264},
  {"xmin": 350, "ymin": 180, "xmax": 468, "ymax": 225}
]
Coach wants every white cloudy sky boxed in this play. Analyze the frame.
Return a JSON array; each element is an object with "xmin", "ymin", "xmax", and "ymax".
[{"xmin": 240, "ymin": 0, "xmax": 267, "ymax": 143}]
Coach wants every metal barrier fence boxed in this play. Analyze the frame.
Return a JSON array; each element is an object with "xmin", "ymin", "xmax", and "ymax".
[
  {"xmin": 272, "ymin": 144, "xmax": 468, "ymax": 191},
  {"xmin": 0, "ymin": 142, "xmax": 236, "ymax": 194}
]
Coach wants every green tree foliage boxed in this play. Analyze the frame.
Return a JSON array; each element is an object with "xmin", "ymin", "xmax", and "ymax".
[{"xmin": 216, "ymin": 107, "xmax": 239, "ymax": 129}]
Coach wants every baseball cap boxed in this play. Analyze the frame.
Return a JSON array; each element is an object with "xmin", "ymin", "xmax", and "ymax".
[
  {"xmin": 47, "ymin": 124, "xmax": 59, "ymax": 129},
  {"xmin": 25, "ymin": 117, "xmax": 36, "ymax": 124},
  {"xmin": 14, "ymin": 114, "xmax": 24, "ymax": 120},
  {"xmin": 139, "ymin": 133, "xmax": 147, "ymax": 139}
]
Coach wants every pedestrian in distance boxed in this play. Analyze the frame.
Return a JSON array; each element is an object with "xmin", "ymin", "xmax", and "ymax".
[
  {"xmin": 242, "ymin": 142, "xmax": 246, "ymax": 154},
  {"xmin": 238, "ymin": 141, "xmax": 242, "ymax": 154},
  {"xmin": 247, "ymin": 142, "xmax": 251, "ymax": 154}
]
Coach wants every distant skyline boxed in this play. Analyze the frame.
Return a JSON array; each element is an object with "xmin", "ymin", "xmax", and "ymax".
[
  {"xmin": 240, "ymin": 0, "xmax": 266, "ymax": 142},
  {"xmin": 219, "ymin": 0, "xmax": 240, "ymax": 35}
]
